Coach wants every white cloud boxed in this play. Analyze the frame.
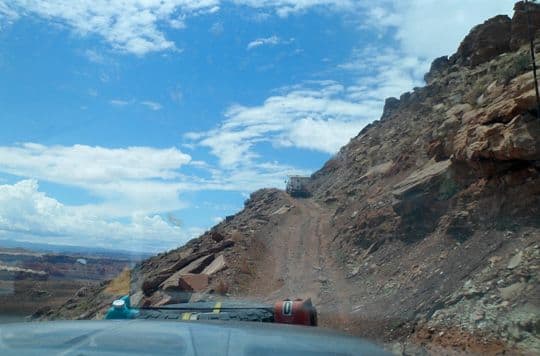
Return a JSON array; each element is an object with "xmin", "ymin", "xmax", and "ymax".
[
  {"xmin": 0, "ymin": 142, "xmax": 304, "ymax": 250},
  {"xmin": 141, "ymin": 100, "xmax": 163, "ymax": 111},
  {"xmin": 110, "ymin": 99, "xmax": 163, "ymax": 110},
  {"xmin": 247, "ymin": 35, "xmax": 280, "ymax": 50},
  {"xmin": 0, "ymin": 143, "xmax": 191, "ymax": 216},
  {"xmin": 0, "ymin": 2, "xmax": 18, "ymax": 22},
  {"xmin": 196, "ymin": 160, "xmax": 310, "ymax": 193},
  {"xmin": 186, "ymin": 81, "xmax": 380, "ymax": 168},
  {"xmin": 0, "ymin": 179, "xmax": 195, "ymax": 252},
  {"xmin": 1, "ymin": 0, "xmax": 221, "ymax": 55},
  {"xmin": 0, "ymin": 0, "xmax": 358, "ymax": 55},
  {"xmin": 212, "ymin": 216, "xmax": 224, "ymax": 224},
  {"xmin": 0, "ymin": 143, "xmax": 190, "ymax": 183},
  {"xmin": 339, "ymin": 46, "xmax": 429, "ymax": 100},
  {"xmin": 366, "ymin": 0, "xmax": 515, "ymax": 59},
  {"xmin": 169, "ymin": 18, "xmax": 186, "ymax": 29},
  {"xmin": 0, "ymin": 1, "xmax": 513, "ymax": 56}
]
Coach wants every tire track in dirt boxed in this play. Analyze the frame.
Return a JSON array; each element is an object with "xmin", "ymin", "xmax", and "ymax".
[{"xmin": 244, "ymin": 196, "xmax": 353, "ymax": 331}]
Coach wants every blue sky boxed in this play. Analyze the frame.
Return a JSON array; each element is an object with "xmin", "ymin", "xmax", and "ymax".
[{"xmin": 0, "ymin": 1, "xmax": 514, "ymax": 252}]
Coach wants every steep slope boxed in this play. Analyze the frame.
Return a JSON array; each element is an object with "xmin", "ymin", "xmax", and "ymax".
[{"xmin": 47, "ymin": 2, "xmax": 540, "ymax": 354}]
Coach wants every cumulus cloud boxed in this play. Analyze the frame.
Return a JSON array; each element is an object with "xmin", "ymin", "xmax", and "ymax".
[
  {"xmin": 0, "ymin": 179, "xmax": 196, "ymax": 252},
  {"xmin": 0, "ymin": 143, "xmax": 190, "ymax": 184},
  {"xmin": 0, "ymin": 143, "xmax": 192, "ymax": 217},
  {"xmin": 186, "ymin": 81, "xmax": 379, "ymax": 168},
  {"xmin": 365, "ymin": 0, "xmax": 514, "ymax": 59},
  {"xmin": 0, "ymin": 142, "xmax": 301, "ymax": 219}
]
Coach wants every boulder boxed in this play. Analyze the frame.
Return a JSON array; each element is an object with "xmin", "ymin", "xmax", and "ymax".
[
  {"xmin": 507, "ymin": 251, "xmax": 523, "ymax": 269},
  {"xmin": 161, "ymin": 273, "xmax": 209, "ymax": 293},
  {"xmin": 177, "ymin": 254, "xmax": 214, "ymax": 274},
  {"xmin": 130, "ymin": 291, "xmax": 144, "ymax": 307},
  {"xmin": 143, "ymin": 290, "xmax": 176, "ymax": 307},
  {"xmin": 202, "ymin": 255, "xmax": 227, "ymax": 275},
  {"xmin": 392, "ymin": 160, "xmax": 456, "ymax": 239},
  {"xmin": 141, "ymin": 240, "xmax": 234, "ymax": 296},
  {"xmin": 210, "ymin": 231, "xmax": 225, "ymax": 242},
  {"xmin": 179, "ymin": 273, "xmax": 209, "ymax": 292},
  {"xmin": 392, "ymin": 160, "xmax": 452, "ymax": 199}
]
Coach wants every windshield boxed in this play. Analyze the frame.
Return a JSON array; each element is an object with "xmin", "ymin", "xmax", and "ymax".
[{"xmin": 1, "ymin": 0, "xmax": 539, "ymax": 355}]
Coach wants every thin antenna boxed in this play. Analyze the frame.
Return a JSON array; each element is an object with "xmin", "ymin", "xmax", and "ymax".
[{"xmin": 525, "ymin": 0, "xmax": 540, "ymax": 118}]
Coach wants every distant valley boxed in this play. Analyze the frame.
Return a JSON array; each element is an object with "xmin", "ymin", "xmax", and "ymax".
[{"xmin": 0, "ymin": 242, "xmax": 145, "ymax": 320}]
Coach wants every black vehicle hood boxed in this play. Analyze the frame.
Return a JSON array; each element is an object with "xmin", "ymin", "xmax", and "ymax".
[{"xmin": 0, "ymin": 320, "xmax": 390, "ymax": 355}]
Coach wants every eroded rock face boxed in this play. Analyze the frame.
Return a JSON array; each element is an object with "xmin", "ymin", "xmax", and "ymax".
[
  {"xmin": 425, "ymin": 56, "xmax": 450, "ymax": 84},
  {"xmin": 454, "ymin": 114, "xmax": 540, "ymax": 163},
  {"xmin": 448, "ymin": 1, "xmax": 540, "ymax": 67},
  {"xmin": 450, "ymin": 71, "xmax": 540, "ymax": 166},
  {"xmin": 511, "ymin": 1, "xmax": 540, "ymax": 50},
  {"xmin": 451, "ymin": 15, "xmax": 511, "ymax": 67},
  {"xmin": 392, "ymin": 160, "xmax": 457, "ymax": 239}
]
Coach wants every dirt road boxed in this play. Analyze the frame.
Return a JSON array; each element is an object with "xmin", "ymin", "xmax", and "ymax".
[{"xmin": 245, "ymin": 196, "xmax": 353, "ymax": 329}]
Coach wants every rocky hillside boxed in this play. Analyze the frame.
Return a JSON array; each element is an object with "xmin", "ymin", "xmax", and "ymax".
[{"xmin": 47, "ymin": 2, "xmax": 540, "ymax": 354}]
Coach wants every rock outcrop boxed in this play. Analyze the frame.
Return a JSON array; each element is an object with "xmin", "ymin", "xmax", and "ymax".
[
  {"xmin": 450, "ymin": 14, "xmax": 512, "ymax": 67},
  {"xmin": 511, "ymin": 0, "xmax": 540, "ymax": 50},
  {"xmin": 437, "ymin": 1, "xmax": 540, "ymax": 69}
]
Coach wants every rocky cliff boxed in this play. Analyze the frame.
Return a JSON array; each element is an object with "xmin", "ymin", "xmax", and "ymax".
[{"xmin": 47, "ymin": 2, "xmax": 540, "ymax": 354}]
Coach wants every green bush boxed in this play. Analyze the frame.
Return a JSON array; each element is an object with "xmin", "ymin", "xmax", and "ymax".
[{"xmin": 498, "ymin": 53, "xmax": 531, "ymax": 85}]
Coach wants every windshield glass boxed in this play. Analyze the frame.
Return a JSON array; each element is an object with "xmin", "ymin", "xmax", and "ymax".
[{"xmin": 1, "ymin": 1, "xmax": 539, "ymax": 355}]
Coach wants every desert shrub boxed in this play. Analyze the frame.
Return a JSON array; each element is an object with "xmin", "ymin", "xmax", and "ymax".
[
  {"xmin": 498, "ymin": 52, "xmax": 530, "ymax": 85},
  {"xmin": 104, "ymin": 268, "xmax": 130, "ymax": 295},
  {"xmin": 465, "ymin": 75, "xmax": 491, "ymax": 105}
]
